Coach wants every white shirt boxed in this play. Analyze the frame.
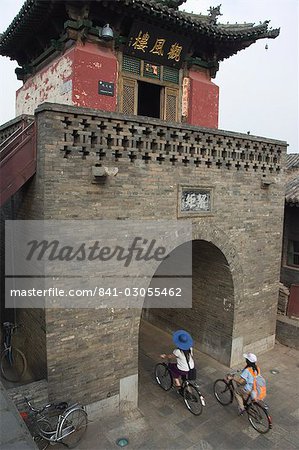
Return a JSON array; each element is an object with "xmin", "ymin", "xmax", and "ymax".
[{"xmin": 173, "ymin": 348, "xmax": 194, "ymax": 371}]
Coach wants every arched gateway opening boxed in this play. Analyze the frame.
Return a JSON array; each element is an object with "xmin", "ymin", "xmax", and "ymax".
[{"xmin": 140, "ymin": 239, "xmax": 234, "ymax": 369}]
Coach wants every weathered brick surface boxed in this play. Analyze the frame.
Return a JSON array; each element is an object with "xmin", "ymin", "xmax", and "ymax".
[
  {"xmin": 1, "ymin": 102, "xmax": 288, "ymax": 408},
  {"xmin": 6, "ymin": 379, "xmax": 48, "ymax": 412},
  {"xmin": 278, "ymin": 283, "xmax": 290, "ymax": 315},
  {"xmin": 1, "ymin": 187, "xmax": 47, "ymax": 381},
  {"xmin": 276, "ymin": 315, "xmax": 299, "ymax": 349}
]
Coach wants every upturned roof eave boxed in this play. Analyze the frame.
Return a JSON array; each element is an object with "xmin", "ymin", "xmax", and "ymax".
[
  {"xmin": 285, "ymin": 176, "xmax": 299, "ymax": 205},
  {"xmin": 0, "ymin": 0, "xmax": 280, "ymax": 60}
]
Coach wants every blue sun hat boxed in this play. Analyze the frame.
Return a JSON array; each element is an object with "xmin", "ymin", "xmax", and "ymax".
[{"xmin": 173, "ymin": 330, "xmax": 193, "ymax": 350}]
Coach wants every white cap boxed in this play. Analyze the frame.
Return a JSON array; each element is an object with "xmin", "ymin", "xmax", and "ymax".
[{"xmin": 243, "ymin": 352, "xmax": 257, "ymax": 363}]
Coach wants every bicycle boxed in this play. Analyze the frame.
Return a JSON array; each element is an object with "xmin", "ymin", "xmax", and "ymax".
[
  {"xmin": 213, "ymin": 375, "xmax": 272, "ymax": 434},
  {"xmin": 21, "ymin": 396, "xmax": 88, "ymax": 449},
  {"xmin": 154, "ymin": 362, "xmax": 205, "ymax": 415},
  {"xmin": 0, "ymin": 322, "xmax": 27, "ymax": 382}
]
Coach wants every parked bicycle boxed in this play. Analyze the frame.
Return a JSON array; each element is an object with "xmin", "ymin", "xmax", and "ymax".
[
  {"xmin": 213, "ymin": 375, "xmax": 272, "ymax": 434},
  {"xmin": 154, "ymin": 361, "xmax": 205, "ymax": 415},
  {"xmin": 21, "ymin": 396, "xmax": 88, "ymax": 449},
  {"xmin": 0, "ymin": 322, "xmax": 27, "ymax": 382}
]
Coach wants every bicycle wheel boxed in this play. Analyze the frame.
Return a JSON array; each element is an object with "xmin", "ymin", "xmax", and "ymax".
[
  {"xmin": 247, "ymin": 403, "xmax": 271, "ymax": 434},
  {"xmin": 213, "ymin": 379, "xmax": 233, "ymax": 405},
  {"xmin": 183, "ymin": 384, "xmax": 203, "ymax": 416},
  {"xmin": 34, "ymin": 419, "xmax": 52, "ymax": 450},
  {"xmin": 154, "ymin": 363, "xmax": 172, "ymax": 391},
  {"xmin": 59, "ymin": 408, "xmax": 88, "ymax": 448},
  {"xmin": 0, "ymin": 347, "xmax": 27, "ymax": 382}
]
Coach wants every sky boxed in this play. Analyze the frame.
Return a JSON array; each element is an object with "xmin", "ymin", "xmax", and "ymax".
[{"xmin": 0, "ymin": 0, "xmax": 298, "ymax": 153}]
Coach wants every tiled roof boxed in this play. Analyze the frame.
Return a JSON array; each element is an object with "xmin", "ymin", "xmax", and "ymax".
[
  {"xmin": 286, "ymin": 176, "xmax": 299, "ymax": 205},
  {"xmin": 0, "ymin": 0, "xmax": 280, "ymax": 64},
  {"xmin": 286, "ymin": 153, "xmax": 299, "ymax": 170}
]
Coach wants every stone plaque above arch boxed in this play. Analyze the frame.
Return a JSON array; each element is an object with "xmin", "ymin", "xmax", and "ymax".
[{"xmin": 178, "ymin": 185, "xmax": 214, "ymax": 217}]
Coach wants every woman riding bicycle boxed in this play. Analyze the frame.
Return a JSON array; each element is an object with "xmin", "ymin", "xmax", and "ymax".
[
  {"xmin": 160, "ymin": 329, "xmax": 194, "ymax": 395},
  {"xmin": 227, "ymin": 352, "xmax": 260, "ymax": 415}
]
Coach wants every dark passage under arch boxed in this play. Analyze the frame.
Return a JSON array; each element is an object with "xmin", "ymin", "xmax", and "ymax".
[{"xmin": 142, "ymin": 239, "xmax": 234, "ymax": 365}]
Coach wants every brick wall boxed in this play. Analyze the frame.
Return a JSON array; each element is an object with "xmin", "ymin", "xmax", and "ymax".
[
  {"xmin": 276, "ymin": 316, "xmax": 299, "ymax": 350},
  {"xmin": 0, "ymin": 124, "xmax": 47, "ymax": 381},
  {"xmin": 6, "ymin": 379, "xmax": 48, "ymax": 412},
  {"xmin": 2, "ymin": 102, "xmax": 287, "ymax": 409},
  {"xmin": 278, "ymin": 283, "xmax": 290, "ymax": 315},
  {"xmin": 16, "ymin": 49, "xmax": 74, "ymax": 116}
]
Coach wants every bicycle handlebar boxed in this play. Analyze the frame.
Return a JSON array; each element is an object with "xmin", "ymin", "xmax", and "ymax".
[
  {"xmin": 24, "ymin": 397, "xmax": 68, "ymax": 415},
  {"xmin": 3, "ymin": 322, "xmax": 23, "ymax": 332},
  {"xmin": 227, "ymin": 369, "xmax": 241, "ymax": 375},
  {"xmin": 24, "ymin": 397, "xmax": 40, "ymax": 413}
]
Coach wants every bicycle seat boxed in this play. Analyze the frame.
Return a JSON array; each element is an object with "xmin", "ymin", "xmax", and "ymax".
[
  {"xmin": 3, "ymin": 322, "xmax": 13, "ymax": 328},
  {"xmin": 46, "ymin": 402, "xmax": 68, "ymax": 416},
  {"xmin": 52, "ymin": 402, "xmax": 68, "ymax": 411},
  {"xmin": 56, "ymin": 402, "xmax": 68, "ymax": 410}
]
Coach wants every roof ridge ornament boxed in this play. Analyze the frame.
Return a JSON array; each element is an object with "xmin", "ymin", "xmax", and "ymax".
[{"xmin": 208, "ymin": 4, "xmax": 223, "ymax": 24}]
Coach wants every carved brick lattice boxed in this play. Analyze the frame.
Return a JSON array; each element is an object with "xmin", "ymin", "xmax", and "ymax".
[{"xmin": 59, "ymin": 113, "xmax": 283, "ymax": 173}]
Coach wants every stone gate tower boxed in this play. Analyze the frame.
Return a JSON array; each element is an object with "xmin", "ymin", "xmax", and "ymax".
[{"xmin": 0, "ymin": 0, "xmax": 286, "ymax": 417}]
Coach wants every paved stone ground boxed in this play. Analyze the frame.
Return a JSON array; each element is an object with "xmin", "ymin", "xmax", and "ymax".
[
  {"xmin": 79, "ymin": 321, "xmax": 299, "ymax": 450},
  {"xmin": 6, "ymin": 320, "xmax": 296, "ymax": 450},
  {"xmin": 0, "ymin": 381, "xmax": 37, "ymax": 449}
]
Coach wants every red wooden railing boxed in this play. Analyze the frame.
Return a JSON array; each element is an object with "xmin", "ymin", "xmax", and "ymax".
[{"xmin": 0, "ymin": 117, "xmax": 36, "ymax": 207}]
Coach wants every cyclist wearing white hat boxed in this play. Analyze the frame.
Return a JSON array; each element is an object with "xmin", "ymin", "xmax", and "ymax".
[
  {"xmin": 227, "ymin": 352, "xmax": 259, "ymax": 415},
  {"xmin": 160, "ymin": 329, "xmax": 194, "ymax": 394}
]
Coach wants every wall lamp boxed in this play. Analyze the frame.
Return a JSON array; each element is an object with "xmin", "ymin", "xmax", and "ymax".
[{"xmin": 99, "ymin": 24, "xmax": 114, "ymax": 41}]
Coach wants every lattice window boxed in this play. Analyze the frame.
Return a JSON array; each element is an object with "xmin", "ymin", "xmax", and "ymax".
[
  {"xmin": 163, "ymin": 66, "xmax": 179, "ymax": 84},
  {"xmin": 287, "ymin": 240, "xmax": 299, "ymax": 267},
  {"xmin": 122, "ymin": 56, "xmax": 141, "ymax": 75},
  {"xmin": 122, "ymin": 78, "xmax": 137, "ymax": 115},
  {"xmin": 164, "ymin": 87, "xmax": 178, "ymax": 122}
]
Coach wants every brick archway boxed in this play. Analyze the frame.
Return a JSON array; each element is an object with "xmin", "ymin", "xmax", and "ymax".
[
  {"xmin": 140, "ymin": 221, "xmax": 243, "ymax": 366},
  {"xmin": 192, "ymin": 220, "xmax": 244, "ymax": 307}
]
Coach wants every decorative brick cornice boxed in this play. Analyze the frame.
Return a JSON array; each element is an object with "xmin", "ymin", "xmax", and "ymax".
[{"xmin": 35, "ymin": 103, "xmax": 287, "ymax": 174}]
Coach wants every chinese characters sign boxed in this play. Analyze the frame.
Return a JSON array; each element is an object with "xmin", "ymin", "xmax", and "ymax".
[
  {"xmin": 98, "ymin": 81, "xmax": 114, "ymax": 96},
  {"xmin": 181, "ymin": 189, "xmax": 211, "ymax": 213},
  {"xmin": 182, "ymin": 77, "xmax": 190, "ymax": 117},
  {"xmin": 125, "ymin": 22, "xmax": 191, "ymax": 68}
]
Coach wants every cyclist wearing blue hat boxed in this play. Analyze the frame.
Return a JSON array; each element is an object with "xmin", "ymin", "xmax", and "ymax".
[{"xmin": 160, "ymin": 329, "xmax": 194, "ymax": 394}]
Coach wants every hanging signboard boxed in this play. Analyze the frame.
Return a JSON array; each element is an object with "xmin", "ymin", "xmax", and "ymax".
[{"xmin": 124, "ymin": 21, "xmax": 191, "ymax": 68}]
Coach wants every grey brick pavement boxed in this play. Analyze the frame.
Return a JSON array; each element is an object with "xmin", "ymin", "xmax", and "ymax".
[
  {"xmin": 78, "ymin": 321, "xmax": 298, "ymax": 450},
  {"xmin": 7, "ymin": 320, "xmax": 297, "ymax": 450},
  {"xmin": 0, "ymin": 382, "xmax": 37, "ymax": 449}
]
